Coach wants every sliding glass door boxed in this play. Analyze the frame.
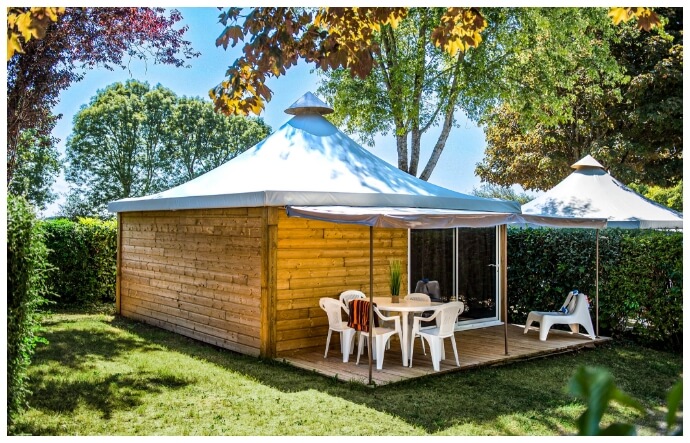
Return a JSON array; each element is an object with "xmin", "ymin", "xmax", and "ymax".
[{"xmin": 409, "ymin": 227, "xmax": 499, "ymax": 327}]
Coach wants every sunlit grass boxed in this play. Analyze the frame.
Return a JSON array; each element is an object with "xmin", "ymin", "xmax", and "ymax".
[{"xmin": 10, "ymin": 312, "xmax": 682, "ymax": 436}]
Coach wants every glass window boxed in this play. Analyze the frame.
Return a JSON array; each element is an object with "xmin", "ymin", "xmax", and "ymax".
[
  {"xmin": 409, "ymin": 227, "xmax": 499, "ymax": 325},
  {"xmin": 457, "ymin": 227, "xmax": 498, "ymax": 322}
]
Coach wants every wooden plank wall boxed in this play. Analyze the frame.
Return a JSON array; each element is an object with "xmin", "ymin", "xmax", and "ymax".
[
  {"xmin": 119, "ymin": 208, "xmax": 263, "ymax": 356},
  {"xmin": 274, "ymin": 210, "xmax": 408, "ymax": 356}
]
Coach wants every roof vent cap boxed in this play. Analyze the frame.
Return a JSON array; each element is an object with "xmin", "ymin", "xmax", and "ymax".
[{"xmin": 284, "ymin": 91, "xmax": 334, "ymax": 115}]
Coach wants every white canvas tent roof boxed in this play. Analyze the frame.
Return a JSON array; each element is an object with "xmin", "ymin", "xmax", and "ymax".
[
  {"xmin": 522, "ymin": 155, "xmax": 683, "ymax": 229},
  {"xmin": 109, "ymin": 92, "xmax": 520, "ymax": 218}
]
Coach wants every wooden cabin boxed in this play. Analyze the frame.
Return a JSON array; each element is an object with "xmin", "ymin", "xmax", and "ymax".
[
  {"xmin": 110, "ymin": 92, "xmax": 520, "ymax": 359},
  {"xmin": 117, "ymin": 207, "xmax": 407, "ymax": 357}
]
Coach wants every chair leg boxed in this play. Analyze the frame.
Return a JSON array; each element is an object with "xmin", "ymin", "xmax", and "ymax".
[
  {"xmin": 428, "ymin": 338, "xmax": 442, "ymax": 372},
  {"xmin": 524, "ymin": 313, "xmax": 536, "ymax": 334},
  {"xmin": 356, "ymin": 334, "xmax": 364, "ymax": 365},
  {"xmin": 539, "ymin": 318, "xmax": 553, "ymax": 341},
  {"xmin": 450, "ymin": 335, "xmax": 460, "ymax": 367},
  {"xmin": 375, "ymin": 336, "xmax": 386, "ymax": 370},
  {"xmin": 324, "ymin": 329, "xmax": 332, "ymax": 358},
  {"xmin": 341, "ymin": 330, "xmax": 355, "ymax": 363}
]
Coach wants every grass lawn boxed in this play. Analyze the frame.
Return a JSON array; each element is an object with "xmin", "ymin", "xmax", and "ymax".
[{"xmin": 10, "ymin": 310, "xmax": 682, "ymax": 436}]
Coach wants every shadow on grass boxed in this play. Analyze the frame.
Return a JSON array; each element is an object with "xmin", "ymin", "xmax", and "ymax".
[
  {"xmin": 35, "ymin": 319, "xmax": 165, "ymax": 370},
  {"xmin": 28, "ymin": 371, "xmax": 189, "ymax": 418},
  {"xmin": 14, "ymin": 371, "xmax": 190, "ymax": 435}
]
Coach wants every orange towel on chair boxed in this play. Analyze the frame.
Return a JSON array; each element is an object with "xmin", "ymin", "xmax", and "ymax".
[{"xmin": 347, "ymin": 299, "xmax": 378, "ymax": 332}]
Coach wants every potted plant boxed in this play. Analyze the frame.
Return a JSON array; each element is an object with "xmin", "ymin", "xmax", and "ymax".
[{"xmin": 389, "ymin": 259, "xmax": 402, "ymax": 303}]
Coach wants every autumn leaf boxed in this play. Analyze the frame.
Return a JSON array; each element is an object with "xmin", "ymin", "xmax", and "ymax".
[
  {"xmin": 608, "ymin": 7, "xmax": 632, "ymax": 25},
  {"xmin": 608, "ymin": 7, "xmax": 660, "ymax": 30},
  {"xmin": 7, "ymin": 33, "xmax": 24, "ymax": 59}
]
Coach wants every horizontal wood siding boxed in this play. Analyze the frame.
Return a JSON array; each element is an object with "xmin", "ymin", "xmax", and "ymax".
[
  {"xmin": 119, "ymin": 208, "xmax": 263, "ymax": 356},
  {"xmin": 275, "ymin": 211, "xmax": 408, "ymax": 355}
]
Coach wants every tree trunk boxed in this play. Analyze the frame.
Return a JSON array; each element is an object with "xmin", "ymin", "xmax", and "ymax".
[
  {"xmin": 420, "ymin": 52, "xmax": 464, "ymax": 181},
  {"xmin": 408, "ymin": 11, "xmax": 429, "ymax": 177}
]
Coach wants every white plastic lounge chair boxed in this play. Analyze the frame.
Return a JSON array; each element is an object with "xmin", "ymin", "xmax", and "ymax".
[
  {"xmin": 319, "ymin": 297, "xmax": 357, "ymax": 362},
  {"xmin": 410, "ymin": 301, "xmax": 464, "ymax": 372},
  {"xmin": 523, "ymin": 291, "xmax": 596, "ymax": 341},
  {"xmin": 356, "ymin": 306, "xmax": 403, "ymax": 370}
]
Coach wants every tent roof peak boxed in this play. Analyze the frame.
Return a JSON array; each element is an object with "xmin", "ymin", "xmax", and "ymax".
[
  {"xmin": 572, "ymin": 155, "xmax": 605, "ymax": 170},
  {"xmin": 284, "ymin": 91, "xmax": 334, "ymax": 115}
]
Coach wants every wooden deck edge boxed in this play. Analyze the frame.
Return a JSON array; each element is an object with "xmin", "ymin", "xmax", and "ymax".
[{"xmin": 276, "ymin": 333, "xmax": 612, "ymax": 387}]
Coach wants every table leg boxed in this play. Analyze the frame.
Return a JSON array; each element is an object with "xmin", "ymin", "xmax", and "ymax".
[{"xmin": 401, "ymin": 312, "xmax": 410, "ymax": 367}]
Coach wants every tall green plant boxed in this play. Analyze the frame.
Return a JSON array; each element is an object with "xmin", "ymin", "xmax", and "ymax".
[
  {"xmin": 389, "ymin": 259, "xmax": 402, "ymax": 296},
  {"xmin": 7, "ymin": 195, "xmax": 52, "ymax": 424}
]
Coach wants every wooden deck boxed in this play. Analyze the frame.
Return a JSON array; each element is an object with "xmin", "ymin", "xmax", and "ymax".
[{"xmin": 278, "ymin": 324, "xmax": 611, "ymax": 386}]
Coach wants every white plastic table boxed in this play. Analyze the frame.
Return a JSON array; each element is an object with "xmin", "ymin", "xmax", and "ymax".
[{"xmin": 372, "ymin": 296, "xmax": 443, "ymax": 367}]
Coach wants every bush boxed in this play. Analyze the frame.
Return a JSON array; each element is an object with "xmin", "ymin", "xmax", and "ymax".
[
  {"xmin": 7, "ymin": 195, "xmax": 52, "ymax": 423},
  {"xmin": 508, "ymin": 228, "xmax": 682, "ymax": 350},
  {"xmin": 42, "ymin": 217, "xmax": 117, "ymax": 306}
]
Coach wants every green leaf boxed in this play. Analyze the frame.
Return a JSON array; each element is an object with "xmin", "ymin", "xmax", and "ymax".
[{"xmin": 666, "ymin": 379, "xmax": 683, "ymax": 434}]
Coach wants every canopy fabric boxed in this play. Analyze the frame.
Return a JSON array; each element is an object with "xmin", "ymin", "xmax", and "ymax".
[
  {"xmin": 518, "ymin": 214, "xmax": 607, "ymax": 229},
  {"xmin": 109, "ymin": 93, "xmax": 520, "ymax": 215},
  {"xmin": 286, "ymin": 205, "xmax": 524, "ymax": 229},
  {"xmin": 522, "ymin": 155, "xmax": 682, "ymax": 230}
]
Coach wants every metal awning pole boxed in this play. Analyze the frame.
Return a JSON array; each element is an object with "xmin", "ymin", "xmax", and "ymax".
[
  {"xmin": 594, "ymin": 229, "xmax": 599, "ymax": 337},
  {"xmin": 368, "ymin": 225, "xmax": 374, "ymax": 385},
  {"xmin": 500, "ymin": 225, "xmax": 509, "ymax": 356}
]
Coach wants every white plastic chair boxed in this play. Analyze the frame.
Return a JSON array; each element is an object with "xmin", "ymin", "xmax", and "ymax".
[
  {"xmin": 410, "ymin": 301, "xmax": 464, "ymax": 372},
  {"xmin": 319, "ymin": 297, "xmax": 357, "ymax": 362},
  {"xmin": 523, "ymin": 291, "xmax": 596, "ymax": 341},
  {"xmin": 339, "ymin": 290, "xmax": 366, "ymax": 315},
  {"xmin": 339, "ymin": 290, "xmax": 367, "ymax": 353},
  {"xmin": 356, "ymin": 306, "xmax": 404, "ymax": 370},
  {"xmin": 405, "ymin": 293, "xmax": 434, "ymax": 355}
]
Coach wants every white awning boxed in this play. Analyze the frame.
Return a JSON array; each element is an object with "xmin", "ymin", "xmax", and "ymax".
[
  {"xmin": 517, "ymin": 214, "xmax": 607, "ymax": 229},
  {"xmin": 286, "ymin": 205, "xmax": 524, "ymax": 229}
]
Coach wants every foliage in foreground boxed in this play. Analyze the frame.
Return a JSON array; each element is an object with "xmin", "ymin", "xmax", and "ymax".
[
  {"xmin": 41, "ymin": 218, "xmax": 117, "ymax": 306},
  {"xmin": 507, "ymin": 228, "xmax": 682, "ymax": 350},
  {"xmin": 569, "ymin": 366, "xmax": 682, "ymax": 436},
  {"xmin": 7, "ymin": 195, "xmax": 52, "ymax": 424},
  {"xmin": 9, "ymin": 313, "xmax": 681, "ymax": 436}
]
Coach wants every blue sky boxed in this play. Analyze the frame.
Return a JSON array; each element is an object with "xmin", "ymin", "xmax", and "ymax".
[{"xmin": 43, "ymin": 6, "xmax": 499, "ymax": 216}]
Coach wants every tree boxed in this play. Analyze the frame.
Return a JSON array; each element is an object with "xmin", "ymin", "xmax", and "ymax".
[
  {"xmin": 476, "ymin": 8, "xmax": 681, "ymax": 191},
  {"xmin": 211, "ymin": 7, "xmax": 486, "ymax": 117},
  {"xmin": 211, "ymin": 7, "xmax": 659, "ymax": 116},
  {"xmin": 318, "ymin": 8, "xmax": 476, "ymax": 179},
  {"xmin": 65, "ymin": 80, "xmax": 271, "ymax": 215},
  {"xmin": 628, "ymin": 181, "xmax": 683, "ymax": 213},
  {"xmin": 165, "ymin": 97, "xmax": 271, "ymax": 186},
  {"xmin": 8, "ymin": 129, "xmax": 61, "ymax": 211},
  {"xmin": 7, "ymin": 7, "xmax": 198, "ymax": 189},
  {"xmin": 471, "ymin": 183, "xmax": 533, "ymax": 205},
  {"xmin": 65, "ymin": 80, "xmax": 174, "ymax": 210}
]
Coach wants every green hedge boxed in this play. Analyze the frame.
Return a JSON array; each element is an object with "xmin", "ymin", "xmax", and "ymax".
[
  {"xmin": 42, "ymin": 218, "xmax": 117, "ymax": 306},
  {"xmin": 508, "ymin": 228, "xmax": 682, "ymax": 349},
  {"xmin": 7, "ymin": 195, "xmax": 51, "ymax": 423}
]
